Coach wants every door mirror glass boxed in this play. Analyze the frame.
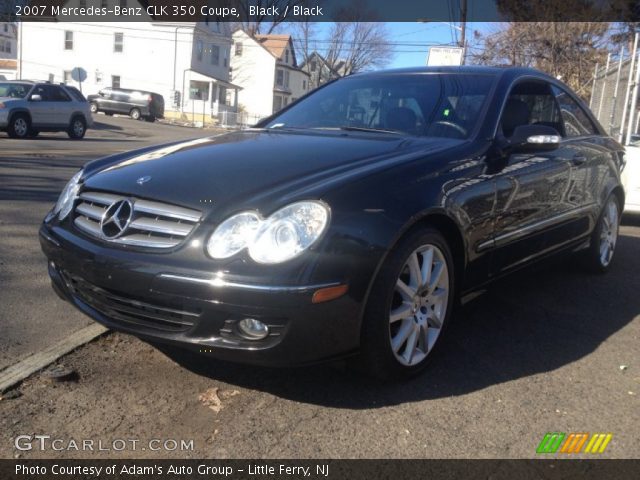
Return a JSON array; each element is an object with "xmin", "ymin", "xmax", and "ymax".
[
  {"xmin": 30, "ymin": 94, "xmax": 42, "ymax": 102},
  {"xmin": 509, "ymin": 124, "xmax": 561, "ymax": 152}
]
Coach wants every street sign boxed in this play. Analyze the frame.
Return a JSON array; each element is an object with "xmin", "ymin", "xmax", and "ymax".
[{"xmin": 427, "ymin": 47, "xmax": 464, "ymax": 66}]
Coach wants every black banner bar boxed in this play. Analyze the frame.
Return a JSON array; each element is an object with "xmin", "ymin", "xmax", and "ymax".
[
  {"xmin": 4, "ymin": 0, "xmax": 640, "ymax": 23},
  {"xmin": 2, "ymin": 460, "xmax": 640, "ymax": 480}
]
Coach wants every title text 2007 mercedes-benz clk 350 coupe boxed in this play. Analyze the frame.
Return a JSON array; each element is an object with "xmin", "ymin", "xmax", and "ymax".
[{"xmin": 40, "ymin": 67, "xmax": 625, "ymax": 378}]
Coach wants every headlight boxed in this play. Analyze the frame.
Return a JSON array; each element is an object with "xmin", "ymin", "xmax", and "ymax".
[
  {"xmin": 54, "ymin": 170, "xmax": 83, "ymax": 220},
  {"xmin": 206, "ymin": 212, "xmax": 261, "ymax": 259},
  {"xmin": 207, "ymin": 201, "xmax": 330, "ymax": 264}
]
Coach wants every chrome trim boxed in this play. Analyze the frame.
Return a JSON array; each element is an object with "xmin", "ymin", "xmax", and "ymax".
[
  {"xmin": 74, "ymin": 217, "xmax": 182, "ymax": 248},
  {"xmin": 129, "ymin": 217, "xmax": 192, "ymax": 236},
  {"xmin": 477, "ymin": 204, "xmax": 594, "ymax": 252},
  {"xmin": 79, "ymin": 192, "xmax": 121, "ymax": 205},
  {"xmin": 111, "ymin": 234, "xmax": 182, "ymax": 248},
  {"xmin": 134, "ymin": 199, "xmax": 201, "ymax": 222},
  {"xmin": 158, "ymin": 273, "xmax": 340, "ymax": 293},
  {"xmin": 76, "ymin": 202, "xmax": 105, "ymax": 221},
  {"xmin": 74, "ymin": 191, "xmax": 202, "ymax": 249}
]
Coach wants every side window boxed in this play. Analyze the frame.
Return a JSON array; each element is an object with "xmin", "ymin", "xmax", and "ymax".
[
  {"xmin": 500, "ymin": 81, "xmax": 562, "ymax": 137},
  {"xmin": 46, "ymin": 86, "xmax": 71, "ymax": 102},
  {"xmin": 552, "ymin": 85, "xmax": 598, "ymax": 137},
  {"xmin": 32, "ymin": 85, "xmax": 49, "ymax": 101}
]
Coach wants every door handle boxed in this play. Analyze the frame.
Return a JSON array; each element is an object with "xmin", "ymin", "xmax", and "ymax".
[{"xmin": 572, "ymin": 155, "xmax": 587, "ymax": 165}]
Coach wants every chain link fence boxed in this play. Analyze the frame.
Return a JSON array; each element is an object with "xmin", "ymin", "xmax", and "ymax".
[{"xmin": 590, "ymin": 37, "xmax": 640, "ymax": 144}]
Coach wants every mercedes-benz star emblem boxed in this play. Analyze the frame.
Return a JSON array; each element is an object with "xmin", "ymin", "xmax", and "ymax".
[
  {"xmin": 100, "ymin": 199, "xmax": 134, "ymax": 239},
  {"xmin": 136, "ymin": 176, "xmax": 152, "ymax": 185}
]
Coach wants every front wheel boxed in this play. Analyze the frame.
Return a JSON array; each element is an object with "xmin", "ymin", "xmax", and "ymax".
[
  {"xmin": 358, "ymin": 228, "xmax": 455, "ymax": 380},
  {"xmin": 89, "ymin": 102, "xmax": 98, "ymax": 114},
  {"xmin": 7, "ymin": 114, "xmax": 30, "ymax": 139},
  {"xmin": 582, "ymin": 194, "xmax": 620, "ymax": 273}
]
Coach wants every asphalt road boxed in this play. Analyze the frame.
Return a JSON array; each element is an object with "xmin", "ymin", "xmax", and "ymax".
[
  {"xmin": 0, "ymin": 115, "xmax": 219, "ymax": 371},
  {"xmin": 0, "ymin": 117, "xmax": 638, "ymax": 459}
]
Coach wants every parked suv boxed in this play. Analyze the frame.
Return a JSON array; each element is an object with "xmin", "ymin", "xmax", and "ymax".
[
  {"xmin": 0, "ymin": 80, "xmax": 93, "ymax": 139},
  {"xmin": 88, "ymin": 88, "xmax": 164, "ymax": 122}
]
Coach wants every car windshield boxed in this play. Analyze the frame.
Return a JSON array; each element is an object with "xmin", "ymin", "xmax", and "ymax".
[
  {"xmin": 0, "ymin": 82, "xmax": 31, "ymax": 99},
  {"xmin": 265, "ymin": 73, "xmax": 496, "ymax": 139}
]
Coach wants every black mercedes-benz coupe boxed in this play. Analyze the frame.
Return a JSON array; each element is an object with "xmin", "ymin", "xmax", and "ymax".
[{"xmin": 40, "ymin": 67, "xmax": 625, "ymax": 378}]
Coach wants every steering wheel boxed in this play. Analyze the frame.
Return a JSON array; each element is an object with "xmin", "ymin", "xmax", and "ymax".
[{"xmin": 428, "ymin": 120, "xmax": 468, "ymax": 138}]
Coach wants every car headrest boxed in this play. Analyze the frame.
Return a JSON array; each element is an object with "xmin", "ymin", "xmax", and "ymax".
[
  {"xmin": 502, "ymin": 98, "xmax": 530, "ymax": 137},
  {"xmin": 386, "ymin": 107, "xmax": 417, "ymax": 134}
]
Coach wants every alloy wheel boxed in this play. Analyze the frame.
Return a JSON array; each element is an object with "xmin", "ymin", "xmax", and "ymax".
[
  {"xmin": 389, "ymin": 244, "xmax": 449, "ymax": 366},
  {"xmin": 13, "ymin": 117, "xmax": 28, "ymax": 137},
  {"xmin": 599, "ymin": 197, "xmax": 619, "ymax": 267},
  {"xmin": 73, "ymin": 120, "xmax": 85, "ymax": 137}
]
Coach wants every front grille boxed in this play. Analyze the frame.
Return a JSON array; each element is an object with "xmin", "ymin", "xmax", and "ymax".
[
  {"xmin": 61, "ymin": 270, "xmax": 200, "ymax": 332},
  {"xmin": 73, "ymin": 191, "xmax": 201, "ymax": 249}
]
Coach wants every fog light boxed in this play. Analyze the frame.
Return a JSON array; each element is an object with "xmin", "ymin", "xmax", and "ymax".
[{"xmin": 237, "ymin": 318, "xmax": 269, "ymax": 340}]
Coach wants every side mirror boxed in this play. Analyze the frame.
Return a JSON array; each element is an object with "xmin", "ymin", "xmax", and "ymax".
[
  {"xmin": 29, "ymin": 94, "xmax": 42, "ymax": 102},
  {"xmin": 508, "ymin": 125, "xmax": 561, "ymax": 153}
]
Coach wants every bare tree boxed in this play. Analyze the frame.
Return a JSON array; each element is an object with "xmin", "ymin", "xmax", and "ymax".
[
  {"xmin": 471, "ymin": 22, "xmax": 610, "ymax": 99},
  {"xmin": 321, "ymin": 1, "xmax": 393, "ymax": 76},
  {"xmin": 328, "ymin": 22, "xmax": 392, "ymax": 75}
]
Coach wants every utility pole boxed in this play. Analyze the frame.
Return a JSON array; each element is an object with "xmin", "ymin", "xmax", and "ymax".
[{"xmin": 459, "ymin": 0, "xmax": 467, "ymax": 65}]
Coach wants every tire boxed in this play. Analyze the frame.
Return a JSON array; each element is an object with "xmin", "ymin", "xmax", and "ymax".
[
  {"xmin": 357, "ymin": 227, "xmax": 456, "ymax": 380},
  {"xmin": 105, "ymin": 112, "xmax": 114, "ymax": 116},
  {"xmin": 89, "ymin": 102, "xmax": 98, "ymax": 114},
  {"xmin": 582, "ymin": 194, "xmax": 621, "ymax": 273},
  {"xmin": 130, "ymin": 108, "xmax": 141, "ymax": 120},
  {"xmin": 7, "ymin": 113, "xmax": 30, "ymax": 139},
  {"xmin": 144, "ymin": 116, "xmax": 156, "ymax": 123},
  {"xmin": 27, "ymin": 129, "xmax": 39, "ymax": 138},
  {"xmin": 67, "ymin": 116, "xmax": 86, "ymax": 139}
]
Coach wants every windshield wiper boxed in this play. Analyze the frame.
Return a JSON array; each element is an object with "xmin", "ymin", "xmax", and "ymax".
[{"xmin": 334, "ymin": 126, "xmax": 404, "ymax": 135}]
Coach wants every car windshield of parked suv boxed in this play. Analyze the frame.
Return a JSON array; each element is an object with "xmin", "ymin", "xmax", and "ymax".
[
  {"xmin": 265, "ymin": 73, "xmax": 496, "ymax": 139},
  {"xmin": 0, "ymin": 82, "xmax": 31, "ymax": 99}
]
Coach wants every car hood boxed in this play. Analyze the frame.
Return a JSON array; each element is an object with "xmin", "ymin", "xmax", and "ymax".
[{"xmin": 83, "ymin": 129, "xmax": 460, "ymax": 219}]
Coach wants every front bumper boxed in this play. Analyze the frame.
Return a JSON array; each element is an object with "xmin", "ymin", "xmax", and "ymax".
[{"xmin": 39, "ymin": 223, "xmax": 363, "ymax": 366}]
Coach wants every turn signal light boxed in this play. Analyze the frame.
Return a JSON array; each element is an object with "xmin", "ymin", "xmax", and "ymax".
[{"xmin": 312, "ymin": 284, "xmax": 348, "ymax": 304}]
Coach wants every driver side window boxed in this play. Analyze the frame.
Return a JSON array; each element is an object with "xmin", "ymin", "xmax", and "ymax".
[{"xmin": 500, "ymin": 81, "xmax": 562, "ymax": 138}]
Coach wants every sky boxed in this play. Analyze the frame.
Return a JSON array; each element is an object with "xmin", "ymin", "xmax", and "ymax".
[{"xmin": 310, "ymin": 22, "xmax": 489, "ymax": 69}]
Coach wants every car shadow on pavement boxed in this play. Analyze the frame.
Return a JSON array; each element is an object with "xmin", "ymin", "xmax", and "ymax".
[{"xmin": 158, "ymin": 232, "xmax": 640, "ymax": 409}]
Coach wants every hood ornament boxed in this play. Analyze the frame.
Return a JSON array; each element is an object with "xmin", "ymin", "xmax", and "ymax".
[{"xmin": 136, "ymin": 175, "xmax": 152, "ymax": 185}]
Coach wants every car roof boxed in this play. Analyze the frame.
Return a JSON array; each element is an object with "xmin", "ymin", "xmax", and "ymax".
[
  {"xmin": 349, "ymin": 65, "xmax": 554, "ymax": 81},
  {"xmin": 2, "ymin": 80, "xmax": 36, "ymax": 84}
]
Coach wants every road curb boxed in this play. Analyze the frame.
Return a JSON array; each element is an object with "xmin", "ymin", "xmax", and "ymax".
[{"xmin": 0, "ymin": 324, "xmax": 108, "ymax": 393}]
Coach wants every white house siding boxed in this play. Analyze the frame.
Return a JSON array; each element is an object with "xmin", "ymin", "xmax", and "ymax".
[
  {"xmin": 289, "ymin": 68, "xmax": 310, "ymax": 102},
  {"xmin": 231, "ymin": 31, "xmax": 309, "ymax": 120},
  {"xmin": 20, "ymin": 21, "xmax": 233, "ymax": 116},
  {"xmin": 230, "ymin": 30, "xmax": 276, "ymax": 120},
  {"xmin": 0, "ymin": 22, "xmax": 17, "ymax": 79}
]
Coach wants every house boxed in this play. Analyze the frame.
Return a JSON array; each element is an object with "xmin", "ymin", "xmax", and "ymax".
[
  {"xmin": 299, "ymin": 51, "xmax": 346, "ymax": 90},
  {"xmin": 0, "ymin": 22, "xmax": 17, "ymax": 80},
  {"xmin": 19, "ymin": 3, "xmax": 240, "ymax": 123},
  {"xmin": 230, "ymin": 30, "xmax": 310, "ymax": 120}
]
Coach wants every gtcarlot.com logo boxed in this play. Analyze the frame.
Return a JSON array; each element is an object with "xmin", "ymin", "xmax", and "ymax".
[{"xmin": 536, "ymin": 432, "xmax": 613, "ymax": 454}]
